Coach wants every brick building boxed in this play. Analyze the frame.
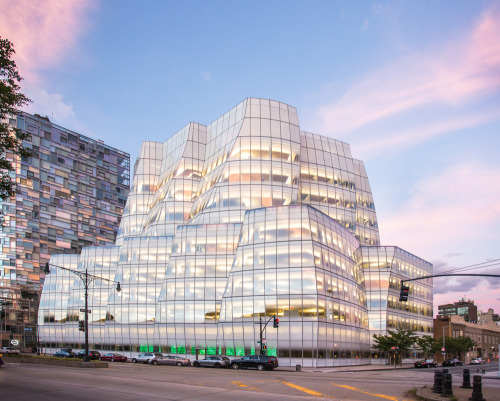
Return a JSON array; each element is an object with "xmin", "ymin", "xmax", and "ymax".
[{"xmin": 434, "ymin": 314, "xmax": 500, "ymax": 363}]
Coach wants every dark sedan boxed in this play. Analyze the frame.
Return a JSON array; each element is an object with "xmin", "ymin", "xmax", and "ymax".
[
  {"xmin": 75, "ymin": 350, "xmax": 101, "ymax": 360},
  {"xmin": 231, "ymin": 355, "xmax": 278, "ymax": 371},
  {"xmin": 414, "ymin": 359, "xmax": 438, "ymax": 368},
  {"xmin": 442, "ymin": 359, "xmax": 462, "ymax": 366},
  {"xmin": 99, "ymin": 353, "xmax": 128, "ymax": 362}
]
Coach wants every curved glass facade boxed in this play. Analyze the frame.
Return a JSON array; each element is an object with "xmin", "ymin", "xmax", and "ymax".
[{"xmin": 38, "ymin": 98, "xmax": 433, "ymax": 366}]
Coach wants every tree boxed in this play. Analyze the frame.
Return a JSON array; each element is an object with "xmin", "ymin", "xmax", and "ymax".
[
  {"xmin": 415, "ymin": 335, "xmax": 441, "ymax": 359},
  {"xmin": 0, "ymin": 37, "xmax": 32, "ymax": 200},
  {"xmin": 444, "ymin": 336, "xmax": 477, "ymax": 359},
  {"xmin": 372, "ymin": 329, "xmax": 418, "ymax": 365}
]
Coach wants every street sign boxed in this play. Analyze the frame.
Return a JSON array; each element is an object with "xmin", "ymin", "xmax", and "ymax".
[
  {"xmin": 80, "ymin": 308, "xmax": 91, "ymax": 313},
  {"xmin": 11, "ymin": 339, "xmax": 19, "ymax": 346}
]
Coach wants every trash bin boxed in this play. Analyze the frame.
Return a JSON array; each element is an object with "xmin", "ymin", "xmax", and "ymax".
[{"xmin": 296, "ymin": 364, "xmax": 301, "ymax": 371}]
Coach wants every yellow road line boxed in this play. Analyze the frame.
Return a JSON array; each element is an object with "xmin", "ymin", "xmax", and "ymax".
[
  {"xmin": 231, "ymin": 381, "xmax": 262, "ymax": 392},
  {"xmin": 279, "ymin": 380, "xmax": 333, "ymax": 398},
  {"xmin": 332, "ymin": 383, "xmax": 409, "ymax": 401}
]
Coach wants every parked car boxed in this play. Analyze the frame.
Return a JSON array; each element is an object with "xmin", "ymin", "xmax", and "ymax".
[
  {"xmin": 0, "ymin": 347, "xmax": 20, "ymax": 354},
  {"xmin": 230, "ymin": 355, "xmax": 279, "ymax": 371},
  {"xmin": 75, "ymin": 350, "xmax": 101, "ymax": 360},
  {"xmin": 442, "ymin": 358, "xmax": 462, "ymax": 366},
  {"xmin": 132, "ymin": 352, "xmax": 164, "ymax": 364},
  {"xmin": 99, "ymin": 353, "xmax": 128, "ymax": 362},
  {"xmin": 470, "ymin": 358, "xmax": 485, "ymax": 365},
  {"xmin": 148, "ymin": 355, "xmax": 190, "ymax": 366},
  {"xmin": 53, "ymin": 350, "xmax": 76, "ymax": 358},
  {"xmin": 192, "ymin": 356, "xmax": 231, "ymax": 368},
  {"xmin": 414, "ymin": 359, "xmax": 438, "ymax": 368}
]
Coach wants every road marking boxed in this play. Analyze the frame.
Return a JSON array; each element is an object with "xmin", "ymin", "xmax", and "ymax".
[
  {"xmin": 231, "ymin": 381, "xmax": 262, "ymax": 392},
  {"xmin": 332, "ymin": 383, "xmax": 409, "ymax": 401},
  {"xmin": 278, "ymin": 380, "xmax": 333, "ymax": 398}
]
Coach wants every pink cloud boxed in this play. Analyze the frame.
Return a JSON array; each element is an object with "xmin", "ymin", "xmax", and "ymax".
[
  {"xmin": 317, "ymin": 7, "xmax": 500, "ymax": 135},
  {"xmin": 0, "ymin": 0, "xmax": 96, "ymax": 84},
  {"xmin": 352, "ymin": 109, "xmax": 500, "ymax": 159},
  {"xmin": 380, "ymin": 161, "xmax": 500, "ymax": 259},
  {"xmin": 379, "ymin": 161, "xmax": 500, "ymax": 316}
]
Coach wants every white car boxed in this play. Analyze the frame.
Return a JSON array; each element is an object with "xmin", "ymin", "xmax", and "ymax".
[
  {"xmin": 470, "ymin": 358, "xmax": 485, "ymax": 365},
  {"xmin": 131, "ymin": 352, "xmax": 164, "ymax": 363},
  {"xmin": 0, "ymin": 347, "xmax": 20, "ymax": 354}
]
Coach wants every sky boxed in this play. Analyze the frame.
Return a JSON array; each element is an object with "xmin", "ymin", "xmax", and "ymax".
[{"xmin": 1, "ymin": 0, "xmax": 499, "ymax": 316}]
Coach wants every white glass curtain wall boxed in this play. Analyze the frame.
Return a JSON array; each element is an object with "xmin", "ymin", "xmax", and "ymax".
[{"xmin": 38, "ymin": 98, "xmax": 433, "ymax": 366}]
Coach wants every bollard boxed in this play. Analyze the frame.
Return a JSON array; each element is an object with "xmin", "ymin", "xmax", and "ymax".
[
  {"xmin": 295, "ymin": 364, "xmax": 301, "ymax": 372},
  {"xmin": 441, "ymin": 373, "xmax": 453, "ymax": 397},
  {"xmin": 433, "ymin": 370, "xmax": 441, "ymax": 392},
  {"xmin": 461, "ymin": 368, "xmax": 472, "ymax": 388},
  {"xmin": 481, "ymin": 368, "xmax": 485, "ymax": 374},
  {"xmin": 433, "ymin": 370, "xmax": 444, "ymax": 393},
  {"xmin": 442, "ymin": 368, "xmax": 449, "ymax": 374},
  {"xmin": 469, "ymin": 375, "xmax": 486, "ymax": 401}
]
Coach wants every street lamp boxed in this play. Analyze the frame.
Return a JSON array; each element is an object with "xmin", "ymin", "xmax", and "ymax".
[{"xmin": 44, "ymin": 262, "xmax": 121, "ymax": 362}]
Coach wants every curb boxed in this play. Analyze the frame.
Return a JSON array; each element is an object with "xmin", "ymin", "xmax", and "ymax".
[
  {"xmin": 416, "ymin": 386, "xmax": 438, "ymax": 401},
  {"xmin": 3, "ymin": 356, "xmax": 108, "ymax": 368}
]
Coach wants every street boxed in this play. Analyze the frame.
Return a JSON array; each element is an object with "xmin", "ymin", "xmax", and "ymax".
[{"xmin": 1, "ymin": 361, "xmax": 499, "ymax": 401}]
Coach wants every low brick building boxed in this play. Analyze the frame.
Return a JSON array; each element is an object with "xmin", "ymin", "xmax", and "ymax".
[{"xmin": 434, "ymin": 315, "xmax": 500, "ymax": 363}]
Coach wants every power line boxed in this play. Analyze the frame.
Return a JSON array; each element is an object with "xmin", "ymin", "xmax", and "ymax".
[{"xmin": 436, "ymin": 258, "xmax": 500, "ymax": 275}]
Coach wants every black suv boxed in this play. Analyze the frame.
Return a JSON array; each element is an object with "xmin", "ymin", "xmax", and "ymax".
[
  {"xmin": 230, "ymin": 355, "xmax": 278, "ymax": 371},
  {"xmin": 75, "ymin": 350, "xmax": 101, "ymax": 360}
]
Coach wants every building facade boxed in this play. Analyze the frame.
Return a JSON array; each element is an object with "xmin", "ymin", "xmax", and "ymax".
[
  {"xmin": 438, "ymin": 299, "xmax": 478, "ymax": 323},
  {"xmin": 478, "ymin": 308, "xmax": 500, "ymax": 325},
  {"xmin": 434, "ymin": 315, "xmax": 500, "ymax": 363},
  {"xmin": 38, "ymin": 98, "xmax": 432, "ymax": 366},
  {"xmin": 0, "ymin": 112, "xmax": 130, "ymax": 350}
]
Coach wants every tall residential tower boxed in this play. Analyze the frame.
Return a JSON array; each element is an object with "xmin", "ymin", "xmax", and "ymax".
[{"xmin": 0, "ymin": 112, "xmax": 130, "ymax": 349}]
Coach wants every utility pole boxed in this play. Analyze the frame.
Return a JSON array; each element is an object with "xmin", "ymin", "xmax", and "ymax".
[
  {"xmin": 256, "ymin": 315, "xmax": 277, "ymax": 355},
  {"xmin": 44, "ymin": 262, "xmax": 121, "ymax": 362}
]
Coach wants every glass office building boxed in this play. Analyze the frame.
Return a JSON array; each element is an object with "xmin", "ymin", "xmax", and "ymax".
[
  {"xmin": 38, "ymin": 99, "xmax": 432, "ymax": 366},
  {"xmin": 0, "ymin": 112, "xmax": 130, "ymax": 350}
]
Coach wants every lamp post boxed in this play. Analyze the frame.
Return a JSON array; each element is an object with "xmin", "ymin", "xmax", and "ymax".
[
  {"xmin": 44, "ymin": 262, "xmax": 121, "ymax": 362},
  {"xmin": 442, "ymin": 325, "xmax": 449, "ymax": 360}
]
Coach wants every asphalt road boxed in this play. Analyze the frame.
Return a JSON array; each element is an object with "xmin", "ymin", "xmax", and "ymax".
[{"xmin": 1, "ymin": 361, "xmax": 499, "ymax": 401}]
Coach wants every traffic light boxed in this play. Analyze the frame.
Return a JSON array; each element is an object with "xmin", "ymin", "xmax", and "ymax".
[
  {"xmin": 399, "ymin": 282, "xmax": 410, "ymax": 302},
  {"xmin": 273, "ymin": 315, "xmax": 279, "ymax": 328},
  {"xmin": 262, "ymin": 344, "xmax": 267, "ymax": 351},
  {"xmin": 78, "ymin": 320, "xmax": 85, "ymax": 332}
]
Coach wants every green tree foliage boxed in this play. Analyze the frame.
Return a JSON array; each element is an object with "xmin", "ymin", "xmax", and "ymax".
[
  {"xmin": 415, "ymin": 335, "xmax": 441, "ymax": 358},
  {"xmin": 0, "ymin": 37, "xmax": 32, "ymax": 200},
  {"xmin": 372, "ymin": 329, "xmax": 419, "ymax": 366},
  {"xmin": 372, "ymin": 328, "xmax": 418, "ymax": 354},
  {"xmin": 444, "ymin": 336, "xmax": 477, "ymax": 358}
]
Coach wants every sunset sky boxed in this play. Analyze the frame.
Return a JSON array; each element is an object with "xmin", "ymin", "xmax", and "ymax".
[{"xmin": 1, "ymin": 0, "xmax": 499, "ymax": 315}]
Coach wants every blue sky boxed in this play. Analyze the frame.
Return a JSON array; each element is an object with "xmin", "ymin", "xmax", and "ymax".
[{"xmin": 2, "ymin": 0, "xmax": 499, "ymax": 314}]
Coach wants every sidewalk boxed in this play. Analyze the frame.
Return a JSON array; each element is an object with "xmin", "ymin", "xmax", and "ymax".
[
  {"xmin": 419, "ymin": 384, "xmax": 496, "ymax": 401},
  {"xmin": 290, "ymin": 363, "xmax": 500, "ymax": 376},
  {"xmin": 283, "ymin": 363, "xmax": 417, "ymax": 373}
]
